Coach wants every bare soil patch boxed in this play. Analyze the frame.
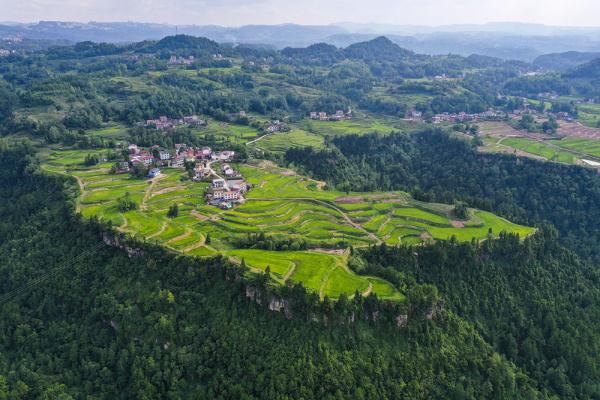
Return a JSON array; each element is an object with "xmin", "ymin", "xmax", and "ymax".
[
  {"xmin": 451, "ymin": 220, "xmax": 465, "ymax": 228},
  {"xmin": 557, "ymin": 121, "xmax": 600, "ymax": 139}
]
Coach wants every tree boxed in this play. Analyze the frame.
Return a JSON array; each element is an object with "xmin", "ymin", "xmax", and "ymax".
[
  {"xmin": 167, "ymin": 203, "xmax": 179, "ymax": 218},
  {"xmin": 453, "ymin": 201, "xmax": 469, "ymax": 219},
  {"xmin": 84, "ymin": 154, "xmax": 99, "ymax": 166},
  {"xmin": 118, "ymin": 192, "xmax": 137, "ymax": 212}
]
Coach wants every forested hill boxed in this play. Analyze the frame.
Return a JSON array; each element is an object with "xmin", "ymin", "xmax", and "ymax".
[
  {"xmin": 352, "ymin": 233, "xmax": 600, "ymax": 398},
  {"xmin": 564, "ymin": 58, "xmax": 600, "ymax": 79},
  {"xmin": 0, "ymin": 147, "xmax": 542, "ymax": 398},
  {"xmin": 285, "ymin": 129, "xmax": 600, "ymax": 260},
  {"xmin": 533, "ymin": 51, "xmax": 600, "ymax": 72}
]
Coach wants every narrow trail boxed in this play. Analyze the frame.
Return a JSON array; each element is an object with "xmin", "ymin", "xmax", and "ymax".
[
  {"xmin": 74, "ymin": 176, "xmax": 85, "ymax": 213},
  {"xmin": 141, "ymin": 174, "xmax": 166, "ymax": 211},
  {"xmin": 167, "ymin": 229, "xmax": 192, "ymax": 245},
  {"xmin": 246, "ymin": 133, "xmax": 272, "ymax": 145},
  {"xmin": 117, "ymin": 214, "xmax": 129, "ymax": 233},
  {"xmin": 147, "ymin": 221, "xmax": 167, "ymax": 239},
  {"xmin": 361, "ymin": 282, "xmax": 373, "ymax": 297},
  {"xmin": 282, "ymin": 262, "xmax": 297, "ymax": 282},
  {"xmin": 182, "ymin": 237, "xmax": 207, "ymax": 253}
]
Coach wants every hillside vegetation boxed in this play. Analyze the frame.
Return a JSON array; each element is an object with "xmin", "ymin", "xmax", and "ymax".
[{"xmin": 0, "ymin": 147, "xmax": 543, "ymax": 399}]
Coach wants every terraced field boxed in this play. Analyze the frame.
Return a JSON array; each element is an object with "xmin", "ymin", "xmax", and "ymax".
[
  {"xmin": 501, "ymin": 137, "xmax": 576, "ymax": 164},
  {"xmin": 42, "ymin": 151, "xmax": 535, "ymax": 301},
  {"xmin": 549, "ymin": 137, "xmax": 600, "ymax": 158},
  {"xmin": 250, "ymin": 129, "xmax": 324, "ymax": 152}
]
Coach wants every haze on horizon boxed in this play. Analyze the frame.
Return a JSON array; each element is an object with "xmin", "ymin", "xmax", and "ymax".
[{"xmin": 3, "ymin": 0, "xmax": 600, "ymax": 28}]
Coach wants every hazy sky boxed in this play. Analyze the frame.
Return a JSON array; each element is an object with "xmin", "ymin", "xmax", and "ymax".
[{"xmin": 3, "ymin": 0, "xmax": 600, "ymax": 27}]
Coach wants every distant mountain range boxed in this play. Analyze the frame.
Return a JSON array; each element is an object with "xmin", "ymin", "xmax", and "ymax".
[{"xmin": 2, "ymin": 21, "xmax": 600, "ymax": 63}]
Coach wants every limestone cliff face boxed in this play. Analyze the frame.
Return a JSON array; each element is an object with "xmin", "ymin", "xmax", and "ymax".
[
  {"xmin": 243, "ymin": 284, "xmax": 425, "ymax": 329},
  {"xmin": 102, "ymin": 232, "xmax": 144, "ymax": 258}
]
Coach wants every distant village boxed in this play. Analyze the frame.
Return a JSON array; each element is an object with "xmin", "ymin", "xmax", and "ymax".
[
  {"xmin": 309, "ymin": 109, "xmax": 353, "ymax": 121},
  {"xmin": 141, "ymin": 115, "xmax": 206, "ymax": 130},
  {"xmin": 122, "ymin": 143, "xmax": 248, "ymax": 210},
  {"xmin": 430, "ymin": 109, "xmax": 507, "ymax": 124}
]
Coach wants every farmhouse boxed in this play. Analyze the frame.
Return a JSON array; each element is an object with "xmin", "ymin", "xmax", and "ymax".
[
  {"xmin": 227, "ymin": 179, "xmax": 248, "ymax": 193},
  {"xmin": 130, "ymin": 154, "xmax": 154, "ymax": 166},
  {"xmin": 170, "ymin": 156, "xmax": 185, "ymax": 168},
  {"xmin": 116, "ymin": 161, "xmax": 130, "ymax": 173},
  {"xmin": 128, "ymin": 144, "xmax": 139, "ymax": 154},
  {"xmin": 213, "ymin": 151, "xmax": 235, "ymax": 162},
  {"xmin": 212, "ymin": 178, "xmax": 226, "ymax": 189},
  {"xmin": 267, "ymin": 120, "xmax": 285, "ymax": 133},
  {"xmin": 200, "ymin": 147, "xmax": 213, "ymax": 158},
  {"xmin": 212, "ymin": 188, "xmax": 241, "ymax": 201},
  {"xmin": 148, "ymin": 168, "xmax": 161, "ymax": 178},
  {"xmin": 158, "ymin": 150, "xmax": 170, "ymax": 161},
  {"xmin": 193, "ymin": 166, "xmax": 209, "ymax": 181}
]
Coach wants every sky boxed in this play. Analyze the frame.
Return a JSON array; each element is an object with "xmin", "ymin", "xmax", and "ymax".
[{"xmin": 2, "ymin": 0, "xmax": 600, "ymax": 27}]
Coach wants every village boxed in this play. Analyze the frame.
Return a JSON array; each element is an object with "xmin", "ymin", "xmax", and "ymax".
[
  {"xmin": 406, "ymin": 102, "xmax": 578, "ymax": 125},
  {"xmin": 141, "ymin": 115, "xmax": 206, "ymax": 130},
  {"xmin": 309, "ymin": 109, "xmax": 353, "ymax": 121},
  {"xmin": 124, "ymin": 143, "xmax": 249, "ymax": 210}
]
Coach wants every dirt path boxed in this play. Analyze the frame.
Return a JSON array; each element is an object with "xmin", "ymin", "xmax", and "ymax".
[
  {"xmin": 74, "ymin": 176, "xmax": 85, "ymax": 213},
  {"xmin": 147, "ymin": 221, "xmax": 167, "ymax": 239},
  {"xmin": 141, "ymin": 174, "xmax": 167, "ymax": 211},
  {"xmin": 117, "ymin": 213, "xmax": 129, "ymax": 233},
  {"xmin": 282, "ymin": 262, "xmax": 297, "ymax": 282},
  {"xmin": 191, "ymin": 210, "xmax": 209, "ymax": 221},
  {"xmin": 167, "ymin": 229, "xmax": 191, "ymax": 245},
  {"xmin": 246, "ymin": 133, "xmax": 272, "ymax": 145},
  {"xmin": 181, "ymin": 231, "xmax": 209, "ymax": 253},
  {"xmin": 362, "ymin": 282, "xmax": 373, "ymax": 297}
]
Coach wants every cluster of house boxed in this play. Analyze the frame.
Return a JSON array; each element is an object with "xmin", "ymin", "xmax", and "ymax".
[
  {"xmin": 309, "ymin": 109, "xmax": 353, "ymax": 121},
  {"xmin": 431, "ymin": 109, "xmax": 507, "ymax": 124},
  {"xmin": 168, "ymin": 55, "xmax": 195, "ymax": 65},
  {"xmin": 266, "ymin": 120, "xmax": 286, "ymax": 133},
  {"xmin": 124, "ymin": 143, "xmax": 235, "ymax": 172},
  {"xmin": 0, "ymin": 49, "xmax": 10, "ymax": 57},
  {"xmin": 143, "ymin": 115, "xmax": 206, "ymax": 130},
  {"xmin": 208, "ymin": 177, "xmax": 249, "ymax": 209}
]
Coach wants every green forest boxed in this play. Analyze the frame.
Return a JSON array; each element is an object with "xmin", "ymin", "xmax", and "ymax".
[{"xmin": 1, "ymin": 33, "xmax": 600, "ymax": 399}]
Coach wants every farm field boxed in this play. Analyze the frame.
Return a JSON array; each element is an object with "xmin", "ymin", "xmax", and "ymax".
[
  {"xmin": 556, "ymin": 120, "xmax": 600, "ymax": 139},
  {"xmin": 477, "ymin": 121, "xmax": 600, "ymax": 164},
  {"xmin": 548, "ymin": 137, "xmax": 600, "ymax": 158},
  {"xmin": 576, "ymin": 103, "xmax": 600, "ymax": 128},
  {"xmin": 299, "ymin": 116, "xmax": 400, "ymax": 137},
  {"xmin": 250, "ymin": 129, "xmax": 324, "ymax": 152},
  {"xmin": 501, "ymin": 137, "xmax": 576, "ymax": 164},
  {"xmin": 42, "ymin": 150, "xmax": 535, "ymax": 300}
]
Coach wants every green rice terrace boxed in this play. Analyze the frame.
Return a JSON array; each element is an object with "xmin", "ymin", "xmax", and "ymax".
[{"xmin": 42, "ymin": 149, "xmax": 535, "ymax": 301}]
